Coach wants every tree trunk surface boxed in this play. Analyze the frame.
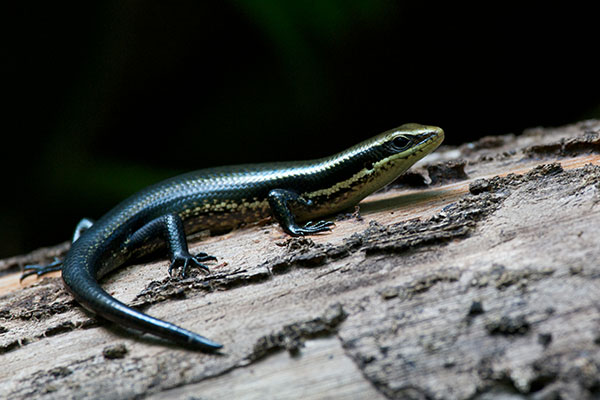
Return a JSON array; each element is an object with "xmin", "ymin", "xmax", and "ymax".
[{"xmin": 1, "ymin": 121, "xmax": 600, "ymax": 400}]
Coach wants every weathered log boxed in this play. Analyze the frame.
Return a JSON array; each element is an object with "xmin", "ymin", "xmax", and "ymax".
[{"xmin": 1, "ymin": 120, "xmax": 600, "ymax": 399}]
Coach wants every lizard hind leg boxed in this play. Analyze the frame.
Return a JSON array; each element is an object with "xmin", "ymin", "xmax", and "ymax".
[
  {"xmin": 20, "ymin": 257, "xmax": 63, "ymax": 281},
  {"xmin": 72, "ymin": 217, "xmax": 95, "ymax": 242},
  {"xmin": 20, "ymin": 217, "xmax": 95, "ymax": 281},
  {"xmin": 126, "ymin": 213, "xmax": 217, "ymax": 279}
]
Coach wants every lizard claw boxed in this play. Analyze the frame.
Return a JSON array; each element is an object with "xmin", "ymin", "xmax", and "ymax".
[
  {"xmin": 20, "ymin": 258, "xmax": 63, "ymax": 281},
  {"xmin": 288, "ymin": 220, "xmax": 335, "ymax": 236},
  {"xmin": 300, "ymin": 220, "xmax": 335, "ymax": 234},
  {"xmin": 168, "ymin": 252, "xmax": 216, "ymax": 278}
]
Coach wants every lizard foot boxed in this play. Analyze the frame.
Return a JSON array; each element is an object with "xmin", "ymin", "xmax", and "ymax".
[
  {"xmin": 290, "ymin": 220, "xmax": 335, "ymax": 236},
  {"xmin": 168, "ymin": 252, "xmax": 217, "ymax": 278},
  {"xmin": 20, "ymin": 258, "xmax": 63, "ymax": 281}
]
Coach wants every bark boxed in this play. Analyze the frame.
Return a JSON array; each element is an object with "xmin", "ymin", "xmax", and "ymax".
[{"xmin": 1, "ymin": 120, "xmax": 600, "ymax": 400}]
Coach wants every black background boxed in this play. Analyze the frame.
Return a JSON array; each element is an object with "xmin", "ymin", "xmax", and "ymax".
[{"xmin": 4, "ymin": 2, "xmax": 599, "ymax": 258}]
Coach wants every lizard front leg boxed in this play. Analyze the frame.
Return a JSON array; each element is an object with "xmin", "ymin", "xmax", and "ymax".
[{"xmin": 268, "ymin": 189, "xmax": 335, "ymax": 236}]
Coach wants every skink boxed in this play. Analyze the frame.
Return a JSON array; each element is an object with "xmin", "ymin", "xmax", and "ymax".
[{"xmin": 23, "ymin": 123, "xmax": 444, "ymax": 351}]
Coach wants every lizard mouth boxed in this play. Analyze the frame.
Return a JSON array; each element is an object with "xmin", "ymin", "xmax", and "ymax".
[{"xmin": 415, "ymin": 127, "xmax": 444, "ymax": 146}]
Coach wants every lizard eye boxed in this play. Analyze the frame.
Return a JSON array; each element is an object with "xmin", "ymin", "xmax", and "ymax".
[{"xmin": 391, "ymin": 136, "xmax": 411, "ymax": 151}]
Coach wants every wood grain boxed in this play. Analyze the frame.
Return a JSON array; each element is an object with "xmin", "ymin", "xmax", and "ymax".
[{"xmin": 2, "ymin": 120, "xmax": 600, "ymax": 399}]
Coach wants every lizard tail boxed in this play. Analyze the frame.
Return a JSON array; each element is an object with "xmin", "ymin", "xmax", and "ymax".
[{"xmin": 62, "ymin": 260, "xmax": 223, "ymax": 351}]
